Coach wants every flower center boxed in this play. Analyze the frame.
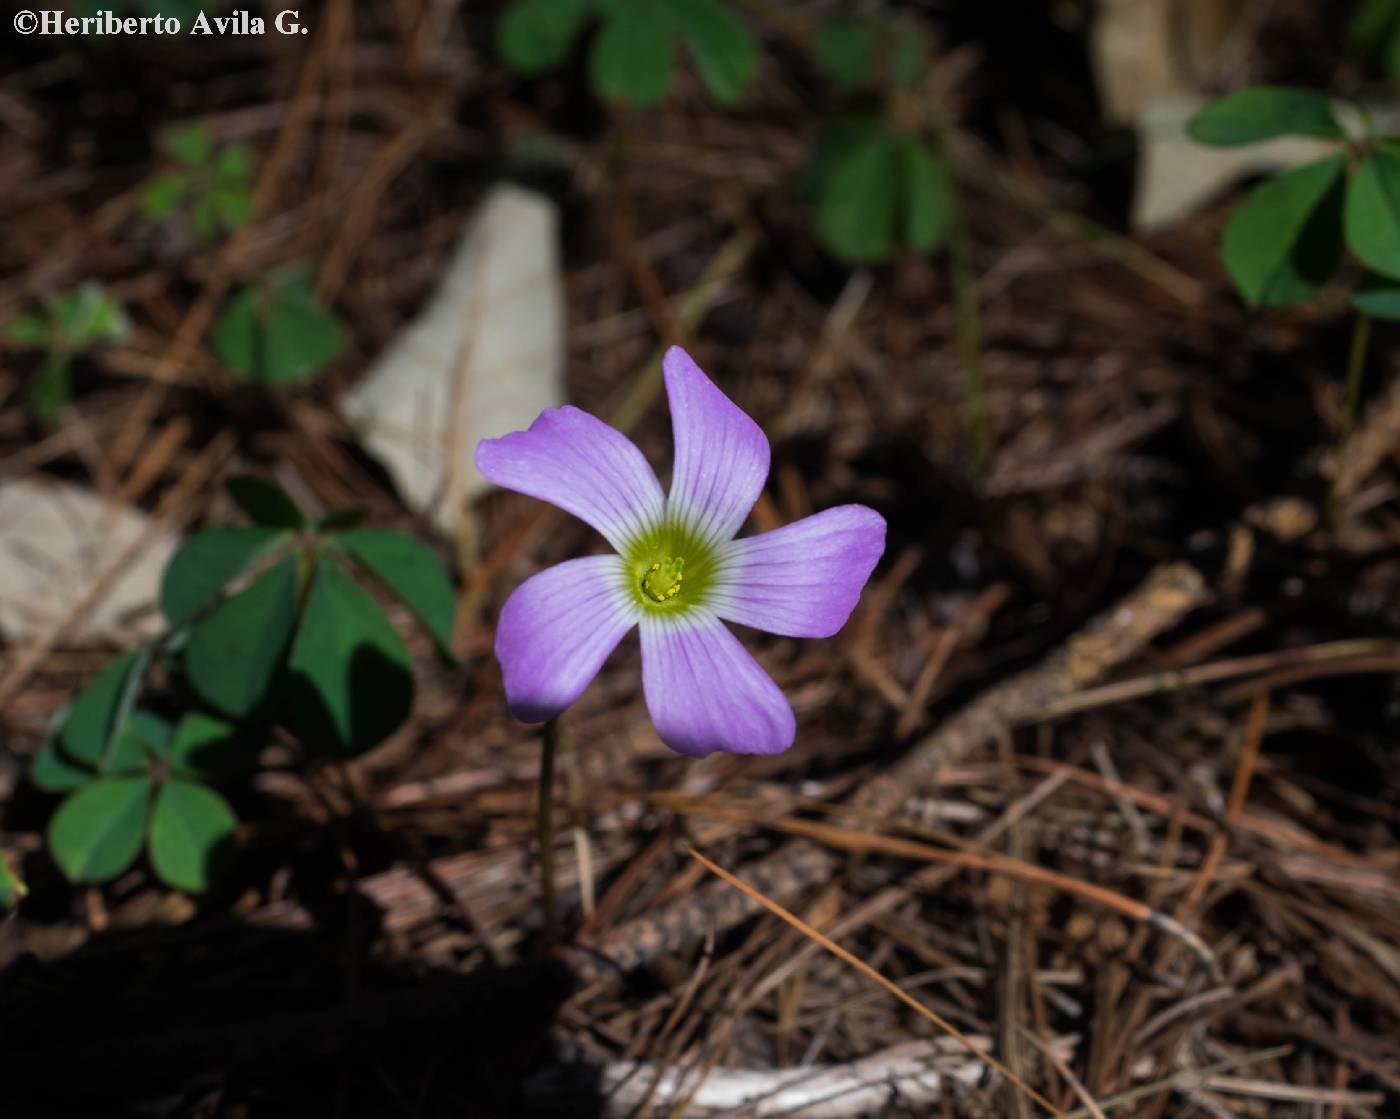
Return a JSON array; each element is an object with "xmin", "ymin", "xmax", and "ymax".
[
  {"xmin": 623, "ymin": 516, "xmax": 722, "ymax": 616},
  {"xmin": 640, "ymin": 556, "xmax": 685, "ymax": 602}
]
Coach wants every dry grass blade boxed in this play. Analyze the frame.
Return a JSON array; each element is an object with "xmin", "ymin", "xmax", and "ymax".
[
  {"xmin": 685, "ymin": 844, "xmax": 1068, "ymax": 1118},
  {"xmin": 661, "ymin": 795, "xmax": 1217, "ymax": 974}
]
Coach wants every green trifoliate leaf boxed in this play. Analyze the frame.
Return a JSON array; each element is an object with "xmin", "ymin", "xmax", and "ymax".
[
  {"xmin": 100, "ymin": 708, "xmax": 170, "ymax": 775},
  {"xmin": 4, "ymin": 314, "xmax": 50, "ymax": 349},
  {"xmin": 213, "ymin": 276, "xmax": 343, "ymax": 386},
  {"xmin": 816, "ymin": 131, "xmax": 900, "ymax": 264},
  {"xmin": 49, "ymin": 284, "xmax": 128, "ymax": 351},
  {"xmin": 897, "ymin": 136, "xmax": 953, "ymax": 253},
  {"xmin": 497, "ymin": 0, "xmax": 593, "ymax": 73},
  {"xmin": 287, "ymin": 557, "xmax": 413, "ymax": 754},
  {"xmin": 62, "ymin": 653, "xmax": 141, "ymax": 769},
  {"xmin": 161, "ymin": 525, "xmax": 289, "ymax": 626},
  {"xmin": 31, "ymin": 708, "xmax": 94, "ymax": 794},
  {"xmin": 210, "ymin": 184, "xmax": 253, "ymax": 232},
  {"xmin": 1221, "ymin": 153, "xmax": 1347, "ymax": 306},
  {"xmin": 1187, "ymin": 87, "xmax": 1345, "ymax": 146},
  {"xmin": 142, "ymin": 172, "xmax": 191, "ymax": 221},
  {"xmin": 184, "ymin": 556, "xmax": 299, "ymax": 718},
  {"xmin": 165, "ymin": 711, "xmax": 250, "ymax": 781},
  {"xmin": 590, "ymin": 0, "xmax": 674, "ymax": 106},
  {"xmin": 214, "ymin": 145, "xmax": 251, "ymax": 180},
  {"xmin": 1352, "ymin": 274, "xmax": 1400, "ymax": 319},
  {"xmin": 23, "ymin": 357, "xmax": 71, "ymax": 424},
  {"xmin": 799, "ymin": 116, "xmax": 879, "ymax": 201},
  {"xmin": 48, "ymin": 776, "xmax": 153, "ymax": 884},
  {"xmin": 889, "ymin": 33, "xmax": 923, "ymax": 88},
  {"xmin": 148, "ymin": 779, "xmax": 237, "ymax": 893},
  {"xmin": 667, "ymin": 0, "xmax": 757, "ymax": 105},
  {"xmin": 813, "ymin": 20, "xmax": 878, "ymax": 88},
  {"xmin": 335, "ymin": 529, "xmax": 457, "ymax": 658},
  {"xmin": 226, "ymin": 475, "xmax": 306, "ymax": 530},
  {"xmin": 164, "ymin": 123, "xmax": 211, "ymax": 167},
  {"xmin": 1345, "ymin": 147, "xmax": 1400, "ymax": 281}
]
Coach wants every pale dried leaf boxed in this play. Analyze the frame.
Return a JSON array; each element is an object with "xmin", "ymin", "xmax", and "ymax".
[
  {"xmin": 0, "ymin": 479, "xmax": 178, "ymax": 642},
  {"xmin": 338, "ymin": 185, "xmax": 564, "ymax": 539},
  {"xmin": 1091, "ymin": 0, "xmax": 1252, "ymax": 124}
]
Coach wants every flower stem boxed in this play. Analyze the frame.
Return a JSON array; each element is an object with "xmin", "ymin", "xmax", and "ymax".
[
  {"xmin": 537, "ymin": 716, "xmax": 560, "ymax": 950},
  {"xmin": 1342, "ymin": 311, "xmax": 1372, "ymax": 441}
]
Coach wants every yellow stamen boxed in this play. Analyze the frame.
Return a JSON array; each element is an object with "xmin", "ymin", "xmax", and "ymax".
[{"xmin": 640, "ymin": 556, "xmax": 685, "ymax": 603}]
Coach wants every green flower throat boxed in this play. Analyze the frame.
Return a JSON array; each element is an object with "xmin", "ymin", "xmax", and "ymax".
[{"xmin": 624, "ymin": 518, "xmax": 721, "ymax": 615}]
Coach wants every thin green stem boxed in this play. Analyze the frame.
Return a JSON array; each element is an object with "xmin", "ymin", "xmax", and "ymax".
[
  {"xmin": 1342, "ymin": 311, "xmax": 1372, "ymax": 440},
  {"xmin": 537, "ymin": 716, "xmax": 560, "ymax": 950}
]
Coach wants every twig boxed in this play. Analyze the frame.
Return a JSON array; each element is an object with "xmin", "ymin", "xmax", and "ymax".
[
  {"xmin": 856, "ymin": 563, "xmax": 1207, "ymax": 818},
  {"xmin": 685, "ymin": 845, "xmax": 1067, "ymax": 1118}
]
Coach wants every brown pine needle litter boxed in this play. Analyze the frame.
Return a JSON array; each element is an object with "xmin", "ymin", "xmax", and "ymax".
[
  {"xmin": 3, "ymin": 4, "xmax": 1399, "ymax": 1114},
  {"xmin": 684, "ymin": 844, "xmax": 1068, "ymax": 1118}
]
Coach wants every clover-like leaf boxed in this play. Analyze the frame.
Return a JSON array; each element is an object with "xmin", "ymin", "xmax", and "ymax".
[
  {"xmin": 24, "ymin": 357, "xmax": 71, "ymax": 424},
  {"xmin": 4, "ymin": 314, "xmax": 49, "ymax": 349},
  {"xmin": 210, "ymin": 183, "xmax": 253, "ymax": 231},
  {"xmin": 668, "ymin": 0, "xmax": 757, "ymax": 105},
  {"xmin": 49, "ymin": 284, "xmax": 128, "ymax": 351},
  {"xmin": 287, "ymin": 557, "xmax": 413, "ymax": 754},
  {"xmin": 148, "ymin": 778, "xmax": 237, "ymax": 893},
  {"xmin": 1352, "ymin": 274, "xmax": 1400, "ymax": 319},
  {"xmin": 166, "ymin": 711, "xmax": 250, "ymax": 781},
  {"xmin": 61, "ymin": 653, "xmax": 141, "ymax": 769},
  {"xmin": 164, "ymin": 123, "xmax": 211, "ymax": 167},
  {"xmin": 161, "ymin": 524, "xmax": 288, "ymax": 627},
  {"xmin": 897, "ymin": 136, "xmax": 953, "ymax": 253},
  {"xmin": 1221, "ymin": 153, "xmax": 1347, "ymax": 306},
  {"xmin": 142, "ymin": 172, "xmax": 191, "ymax": 221},
  {"xmin": 889, "ymin": 31, "xmax": 923, "ymax": 87},
  {"xmin": 184, "ymin": 556, "xmax": 300, "ymax": 718},
  {"xmin": 1345, "ymin": 147, "xmax": 1400, "ymax": 281},
  {"xmin": 214, "ymin": 146, "xmax": 250, "ymax": 181},
  {"xmin": 1187, "ymin": 86, "xmax": 1344, "ymax": 146},
  {"xmin": 497, "ymin": 0, "xmax": 593, "ymax": 73},
  {"xmin": 590, "ymin": 0, "xmax": 674, "ymax": 106},
  {"xmin": 48, "ymin": 776, "xmax": 153, "ymax": 884},
  {"xmin": 32, "ymin": 709, "xmax": 94, "ymax": 794},
  {"xmin": 213, "ymin": 275, "xmax": 343, "ymax": 386},
  {"xmin": 816, "ymin": 131, "xmax": 900, "ymax": 264},
  {"xmin": 226, "ymin": 475, "xmax": 306, "ymax": 529},
  {"xmin": 335, "ymin": 528, "xmax": 457, "ymax": 658},
  {"xmin": 814, "ymin": 20, "xmax": 878, "ymax": 88}
]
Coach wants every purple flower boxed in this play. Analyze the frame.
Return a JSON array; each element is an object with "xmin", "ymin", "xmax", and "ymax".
[{"xmin": 476, "ymin": 347, "xmax": 886, "ymax": 757}]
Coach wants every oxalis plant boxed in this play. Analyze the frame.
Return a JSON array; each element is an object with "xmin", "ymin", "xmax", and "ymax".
[
  {"xmin": 476, "ymin": 347, "xmax": 885, "ymax": 942},
  {"xmin": 3, "ymin": 284, "xmax": 128, "ymax": 423},
  {"xmin": 143, "ymin": 123, "xmax": 254, "ymax": 240},
  {"xmin": 803, "ymin": 12, "xmax": 953, "ymax": 265},
  {"xmin": 32, "ymin": 476, "xmax": 455, "ymax": 894},
  {"xmin": 496, "ymin": 0, "xmax": 758, "ymax": 107},
  {"xmin": 1188, "ymin": 86, "xmax": 1400, "ymax": 429}
]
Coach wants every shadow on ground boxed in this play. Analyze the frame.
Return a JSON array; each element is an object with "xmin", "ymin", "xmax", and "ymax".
[{"xmin": 0, "ymin": 913, "xmax": 596, "ymax": 1118}]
